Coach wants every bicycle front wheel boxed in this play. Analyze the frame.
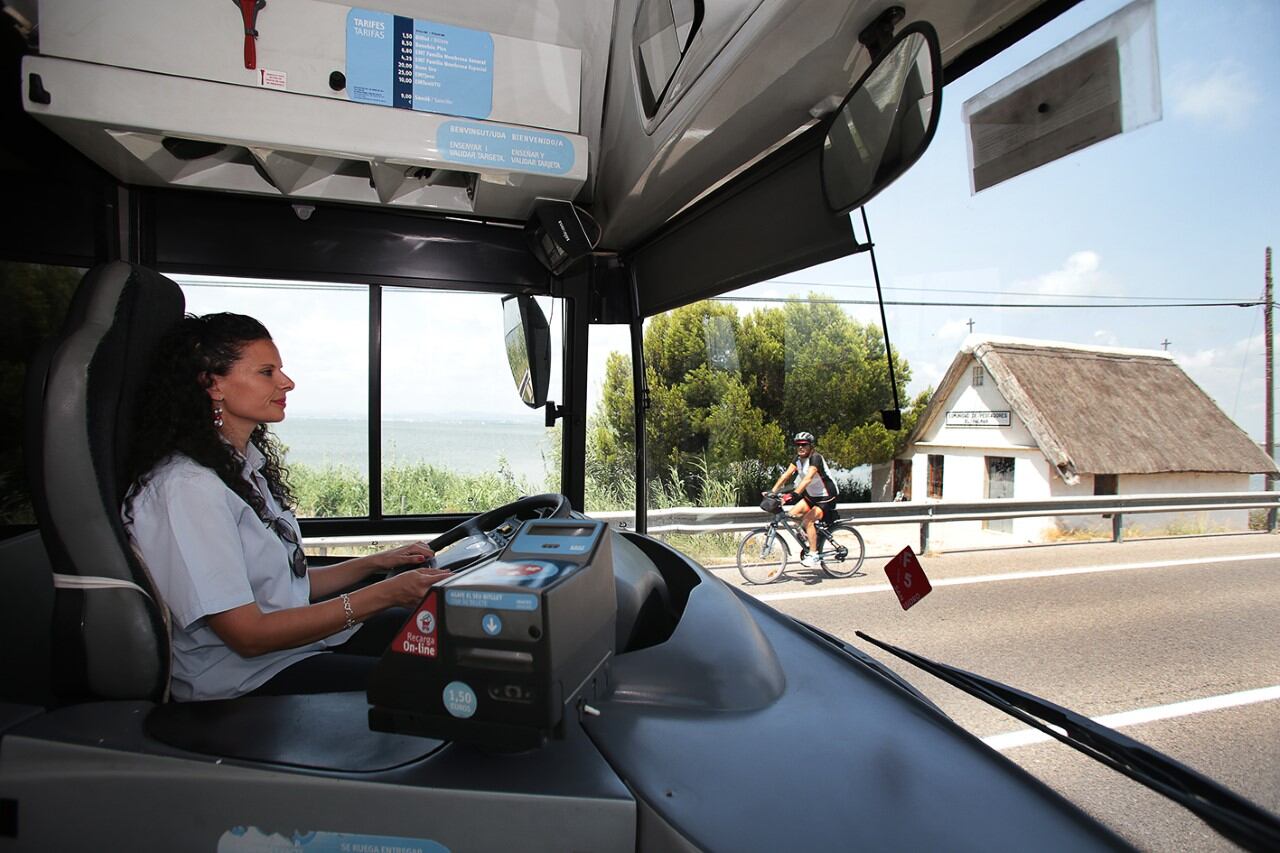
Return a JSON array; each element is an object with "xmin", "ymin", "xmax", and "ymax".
[
  {"xmin": 737, "ymin": 527, "xmax": 789, "ymax": 584},
  {"xmin": 820, "ymin": 523, "xmax": 866, "ymax": 578}
]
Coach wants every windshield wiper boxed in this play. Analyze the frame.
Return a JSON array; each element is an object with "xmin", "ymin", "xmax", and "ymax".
[{"xmin": 856, "ymin": 631, "xmax": 1280, "ymax": 852}]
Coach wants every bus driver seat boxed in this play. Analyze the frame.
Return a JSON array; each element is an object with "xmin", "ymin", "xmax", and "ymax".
[{"xmin": 30, "ymin": 261, "xmax": 183, "ymax": 703}]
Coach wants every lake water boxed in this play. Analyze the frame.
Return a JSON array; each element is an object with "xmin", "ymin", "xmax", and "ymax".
[{"xmin": 272, "ymin": 417, "xmax": 556, "ymax": 485}]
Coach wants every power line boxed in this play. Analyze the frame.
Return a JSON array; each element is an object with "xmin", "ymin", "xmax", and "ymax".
[
  {"xmin": 716, "ymin": 295, "xmax": 1263, "ymax": 309},
  {"xmin": 765, "ymin": 277, "xmax": 1257, "ymax": 303}
]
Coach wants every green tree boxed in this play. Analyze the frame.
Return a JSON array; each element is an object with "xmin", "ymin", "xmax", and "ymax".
[{"xmin": 590, "ymin": 295, "xmax": 924, "ymax": 507}]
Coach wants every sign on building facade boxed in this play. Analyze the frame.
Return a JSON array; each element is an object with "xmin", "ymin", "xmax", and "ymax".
[{"xmin": 945, "ymin": 410, "xmax": 1012, "ymax": 427}]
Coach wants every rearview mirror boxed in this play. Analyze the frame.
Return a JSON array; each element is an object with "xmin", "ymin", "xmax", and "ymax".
[
  {"xmin": 502, "ymin": 295, "xmax": 551, "ymax": 408},
  {"xmin": 821, "ymin": 21, "xmax": 942, "ymax": 214}
]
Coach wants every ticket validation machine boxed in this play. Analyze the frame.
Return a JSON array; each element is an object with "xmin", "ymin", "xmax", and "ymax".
[{"xmin": 368, "ymin": 519, "xmax": 616, "ymax": 750}]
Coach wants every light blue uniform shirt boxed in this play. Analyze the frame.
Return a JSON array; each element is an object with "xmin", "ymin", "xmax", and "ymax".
[{"xmin": 125, "ymin": 445, "xmax": 355, "ymax": 701}]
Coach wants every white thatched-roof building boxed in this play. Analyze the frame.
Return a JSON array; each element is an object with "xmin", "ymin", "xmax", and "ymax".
[{"xmin": 888, "ymin": 335, "xmax": 1278, "ymax": 540}]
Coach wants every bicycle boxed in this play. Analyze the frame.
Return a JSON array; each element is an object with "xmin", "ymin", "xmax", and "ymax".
[{"xmin": 737, "ymin": 492, "xmax": 866, "ymax": 584}]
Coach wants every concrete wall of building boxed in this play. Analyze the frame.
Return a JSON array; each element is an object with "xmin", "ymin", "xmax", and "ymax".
[
  {"xmin": 906, "ymin": 446, "xmax": 1056, "ymax": 542},
  {"xmin": 1053, "ymin": 471, "xmax": 1253, "ymax": 534}
]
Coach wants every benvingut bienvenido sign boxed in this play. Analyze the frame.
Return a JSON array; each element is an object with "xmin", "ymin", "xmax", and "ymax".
[{"xmin": 945, "ymin": 410, "xmax": 1011, "ymax": 427}]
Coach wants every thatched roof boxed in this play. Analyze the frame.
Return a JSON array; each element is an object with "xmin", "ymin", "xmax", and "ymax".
[{"xmin": 911, "ymin": 336, "xmax": 1279, "ymax": 483}]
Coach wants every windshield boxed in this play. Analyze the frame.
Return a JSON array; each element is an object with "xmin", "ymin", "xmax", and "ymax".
[
  {"xmin": 2, "ymin": 0, "xmax": 1276, "ymax": 845},
  {"xmin": 586, "ymin": 0, "xmax": 1280, "ymax": 846}
]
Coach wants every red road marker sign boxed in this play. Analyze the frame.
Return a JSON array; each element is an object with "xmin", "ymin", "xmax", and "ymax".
[{"xmin": 883, "ymin": 547, "xmax": 932, "ymax": 610}]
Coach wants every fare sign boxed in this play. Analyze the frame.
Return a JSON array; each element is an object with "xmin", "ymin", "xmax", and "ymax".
[{"xmin": 884, "ymin": 547, "xmax": 932, "ymax": 611}]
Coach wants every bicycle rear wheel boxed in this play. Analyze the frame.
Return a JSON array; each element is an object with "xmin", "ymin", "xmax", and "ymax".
[
  {"xmin": 737, "ymin": 527, "xmax": 789, "ymax": 584},
  {"xmin": 820, "ymin": 522, "xmax": 865, "ymax": 578}
]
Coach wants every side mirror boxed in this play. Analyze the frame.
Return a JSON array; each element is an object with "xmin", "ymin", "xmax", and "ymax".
[
  {"xmin": 502, "ymin": 295, "xmax": 551, "ymax": 408},
  {"xmin": 821, "ymin": 21, "xmax": 942, "ymax": 214}
]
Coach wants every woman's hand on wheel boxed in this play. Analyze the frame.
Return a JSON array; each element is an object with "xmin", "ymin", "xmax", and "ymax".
[
  {"xmin": 375, "ymin": 540, "xmax": 436, "ymax": 572},
  {"xmin": 377, "ymin": 567, "xmax": 451, "ymax": 608}
]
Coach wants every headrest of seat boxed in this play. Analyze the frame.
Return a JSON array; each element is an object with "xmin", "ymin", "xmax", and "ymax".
[{"xmin": 53, "ymin": 262, "xmax": 187, "ymax": 509}]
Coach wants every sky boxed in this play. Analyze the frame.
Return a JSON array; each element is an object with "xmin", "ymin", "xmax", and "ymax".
[
  {"xmin": 724, "ymin": 0, "xmax": 1278, "ymax": 440},
  {"xmin": 185, "ymin": 0, "xmax": 1278, "ymax": 440}
]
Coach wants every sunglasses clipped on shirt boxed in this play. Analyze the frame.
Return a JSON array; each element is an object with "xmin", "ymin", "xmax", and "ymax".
[{"xmin": 266, "ymin": 515, "xmax": 308, "ymax": 578}]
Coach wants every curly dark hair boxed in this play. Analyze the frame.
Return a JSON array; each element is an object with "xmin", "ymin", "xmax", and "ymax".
[{"xmin": 123, "ymin": 312, "xmax": 295, "ymax": 522}]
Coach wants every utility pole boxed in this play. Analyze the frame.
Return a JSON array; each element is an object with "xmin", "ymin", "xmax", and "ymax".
[{"xmin": 1267, "ymin": 247, "xmax": 1275, "ymax": 531}]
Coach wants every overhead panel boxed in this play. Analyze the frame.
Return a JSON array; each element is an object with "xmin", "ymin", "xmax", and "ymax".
[{"xmin": 23, "ymin": 0, "xmax": 587, "ymax": 220}]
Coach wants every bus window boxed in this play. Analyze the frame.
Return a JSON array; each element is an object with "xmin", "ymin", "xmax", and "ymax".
[
  {"xmin": 586, "ymin": 323, "xmax": 634, "ymax": 526},
  {"xmin": 381, "ymin": 288, "xmax": 560, "ymax": 515},
  {"xmin": 0, "ymin": 262, "xmax": 82, "ymax": 530},
  {"xmin": 634, "ymin": 0, "xmax": 702, "ymax": 117},
  {"xmin": 177, "ymin": 275, "xmax": 370, "ymax": 519},
  {"xmin": 590, "ymin": 292, "xmax": 906, "ymax": 553}
]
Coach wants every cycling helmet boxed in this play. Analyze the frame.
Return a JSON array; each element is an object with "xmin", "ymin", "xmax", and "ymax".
[{"xmin": 793, "ymin": 431, "xmax": 815, "ymax": 446}]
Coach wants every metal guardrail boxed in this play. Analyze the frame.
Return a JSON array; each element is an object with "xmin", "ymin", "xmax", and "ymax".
[
  {"xmin": 303, "ymin": 491, "xmax": 1280, "ymax": 555},
  {"xmin": 592, "ymin": 491, "xmax": 1280, "ymax": 552}
]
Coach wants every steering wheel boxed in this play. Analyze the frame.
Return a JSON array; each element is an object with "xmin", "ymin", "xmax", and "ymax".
[{"xmin": 417, "ymin": 493, "xmax": 573, "ymax": 573}]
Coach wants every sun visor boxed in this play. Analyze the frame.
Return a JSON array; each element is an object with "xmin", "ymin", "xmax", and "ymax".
[
  {"xmin": 22, "ymin": 0, "xmax": 587, "ymax": 220},
  {"xmin": 961, "ymin": 0, "xmax": 1160, "ymax": 194}
]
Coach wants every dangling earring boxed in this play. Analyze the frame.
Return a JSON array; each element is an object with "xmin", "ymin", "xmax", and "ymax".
[{"xmin": 212, "ymin": 401, "xmax": 224, "ymax": 429}]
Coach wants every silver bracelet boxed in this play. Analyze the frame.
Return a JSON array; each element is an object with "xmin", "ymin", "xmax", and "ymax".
[{"xmin": 340, "ymin": 593, "xmax": 357, "ymax": 630}]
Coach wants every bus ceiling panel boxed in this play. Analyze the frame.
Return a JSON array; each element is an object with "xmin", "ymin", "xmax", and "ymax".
[
  {"xmin": 21, "ymin": 2, "xmax": 592, "ymax": 222},
  {"xmin": 627, "ymin": 138, "xmax": 856, "ymax": 318},
  {"xmin": 149, "ymin": 189, "xmax": 550, "ymax": 293},
  {"xmin": 34, "ymin": 0, "xmax": 585, "ymax": 134},
  {"xmin": 594, "ymin": 0, "xmax": 1062, "ymax": 253}
]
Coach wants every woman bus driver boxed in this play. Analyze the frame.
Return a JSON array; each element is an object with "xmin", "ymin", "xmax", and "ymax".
[{"xmin": 123, "ymin": 313, "xmax": 450, "ymax": 702}]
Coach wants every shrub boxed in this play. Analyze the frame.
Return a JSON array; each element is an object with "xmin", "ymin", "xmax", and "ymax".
[{"xmin": 292, "ymin": 457, "xmax": 537, "ymax": 518}]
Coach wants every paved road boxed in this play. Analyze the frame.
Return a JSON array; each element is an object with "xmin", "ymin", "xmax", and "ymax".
[{"xmin": 713, "ymin": 533, "xmax": 1280, "ymax": 851}]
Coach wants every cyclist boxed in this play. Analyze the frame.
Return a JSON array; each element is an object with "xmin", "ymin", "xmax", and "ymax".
[{"xmin": 767, "ymin": 432, "xmax": 839, "ymax": 567}]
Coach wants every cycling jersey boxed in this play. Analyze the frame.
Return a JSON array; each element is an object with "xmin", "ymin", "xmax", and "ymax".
[{"xmin": 795, "ymin": 452, "xmax": 838, "ymax": 499}]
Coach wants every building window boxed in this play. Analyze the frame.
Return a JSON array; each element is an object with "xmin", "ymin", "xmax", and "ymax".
[
  {"xmin": 1094, "ymin": 474, "xmax": 1117, "ymax": 495},
  {"xmin": 984, "ymin": 456, "xmax": 1015, "ymax": 533},
  {"xmin": 893, "ymin": 458, "xmax": 912, "ymax": 501},
  {"xmin": 972, "ymin": 365, "xmax": 984, "ymax": 386},
  {"xmin": 927, "ymin": 454, "xmax": 944, "ymax": 499}
]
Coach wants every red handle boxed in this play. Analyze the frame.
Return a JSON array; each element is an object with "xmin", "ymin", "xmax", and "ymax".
[{"xmin": 237, "ymin": 0, "xmax": 262, "ymax": 70}]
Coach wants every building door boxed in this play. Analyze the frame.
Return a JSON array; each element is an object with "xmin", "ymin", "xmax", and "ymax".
[{"xmin": 985, "ymin": 456, "xmax": 1015, "ymax": 533}]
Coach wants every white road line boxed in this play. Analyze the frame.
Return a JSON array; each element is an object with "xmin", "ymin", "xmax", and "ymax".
[
  {"xmin": 982, "ymin": 685, "xmax": 1280, "ymax": 751},
  {"xmin": 746, "ymin": 551, "xmax": 1280, "ymax": 602}
]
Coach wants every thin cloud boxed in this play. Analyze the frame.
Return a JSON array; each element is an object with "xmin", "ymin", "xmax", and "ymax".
[
  {"xmin": 1001, "ymin": 251, "xmax": 1115, "ymax": 305},
  {"xmin": 1091, "ymin": 329, "xmax": 1120, "ymax": 347},
  {"xmin": 1169, "ymin": 61, "xmax": 1258, "ymax": 129},
  {"xmin": 1175, "ymin": 332, "xmax": 1262, "ymax": 371},
  {"xmin": 936, "ymin": 318, "xmax": 971, "ymax": 340}
]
